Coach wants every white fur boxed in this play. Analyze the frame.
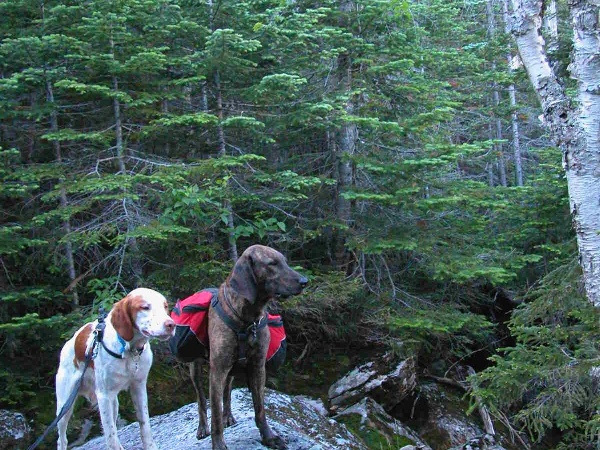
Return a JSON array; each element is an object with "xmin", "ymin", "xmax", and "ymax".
[{"xmin": 55, "ymin": 288, "xmax": 175, "ymax": 450}]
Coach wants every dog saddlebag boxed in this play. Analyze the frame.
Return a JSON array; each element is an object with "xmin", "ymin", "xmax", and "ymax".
[
  {"xmin": 169, "ymin": 289, "xmax": 287, "ymax": 371},
  {"xmin": 266, "ymin": 314, "xmax": 286, "ymax": 372},
  {"xmin": 169, "ymin": 289, "xmax": 216, "ymax": 362}
]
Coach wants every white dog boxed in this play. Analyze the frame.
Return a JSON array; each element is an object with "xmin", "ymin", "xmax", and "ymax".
[{"xmin": 55, "ymin": 288, "xmax": 175, "ymax": 450}]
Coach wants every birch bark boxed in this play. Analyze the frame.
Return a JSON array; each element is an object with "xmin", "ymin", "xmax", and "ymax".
[{"xmin": 510, "ymin": 0, "xmax": 600, "ymax": 304}]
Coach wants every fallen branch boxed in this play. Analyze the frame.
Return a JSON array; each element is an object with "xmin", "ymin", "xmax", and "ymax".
[{"xmin": 293, "ymin": 341, "xmax": 310, "ymax": 367}]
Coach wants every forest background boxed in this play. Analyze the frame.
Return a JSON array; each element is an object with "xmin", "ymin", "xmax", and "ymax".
[{"xmin": 1, "ymin": 0, "xmax": 599, "ymax": 448}]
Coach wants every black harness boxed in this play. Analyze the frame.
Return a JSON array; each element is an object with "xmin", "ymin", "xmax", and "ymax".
[{"xmin": 211, "ymin": 290, "xmax": 267, "ymax": 361}]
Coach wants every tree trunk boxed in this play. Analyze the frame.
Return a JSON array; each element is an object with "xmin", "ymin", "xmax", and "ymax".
[
  {"xmin": 214, "ymin": 70, "xmax": 238, "ymax": 263},
  {"xmin": 503, "ymin": 0, "xmax": 524, "ymax": 186},
  {"xmin": 46, "ymin": 80, "xmax": 79, "ymax": 305},
  {"xmin": 111, "ymin": 35, "xmax": 143, "ymax": 285},
  {"xmin": 334, "ymin": 0, "xmax": 357, "ymax": 271},
  {"xmin": 543, "ymin": 0, "xmax": 559, "ymax": 53},
  {"xmin": 510, "ymin": 0, "xmax": 600, "ymax": 305},
  {"xmin": 162, "ymin": 95, "xmax": 171, "ymax": 156},
  {"xmin": 492, "ymin": 75, "xmax": 509, "ymax": 187},
  {"xmin": 509, "ymin": 82, "xmax": 523, "ymax": 186},
  {"xmin": 487, "ymin": 0, "xmax": 508, "ymax": 187},
  {"xmin": 209, "ymin": 0, "xmax": 238, "ymax": 262}
]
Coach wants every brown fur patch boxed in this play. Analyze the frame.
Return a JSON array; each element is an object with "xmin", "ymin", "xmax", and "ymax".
[
  {"xmin": 111, "ymin": 294, "xmax": 146, "ymax": 341},
  {"xmin": 73, "ymin": 323, "xmax": 95, "ymax": 369},
  {"xmin": 128, "ymin": 294, "xmax": 147, "ymax": 318}
]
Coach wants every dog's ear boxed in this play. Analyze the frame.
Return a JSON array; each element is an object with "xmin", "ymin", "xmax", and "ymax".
[
  {"xmin": 229, "ymin": 254, "xmax": 257, "ymax": 303},
  {"xmin": 110, "ymin": 295, "xmax": 135, "ymax": 341}
]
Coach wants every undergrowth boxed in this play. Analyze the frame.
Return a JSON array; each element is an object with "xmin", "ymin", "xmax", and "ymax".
[{"xmin": 472, "ymin": 258, "xmax": 600, "ymax": 449}]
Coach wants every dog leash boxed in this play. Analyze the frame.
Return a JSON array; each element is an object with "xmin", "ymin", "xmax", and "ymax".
[{"xmin": 26, "ymin": 308, "xmax": 108, "ymax": 450}]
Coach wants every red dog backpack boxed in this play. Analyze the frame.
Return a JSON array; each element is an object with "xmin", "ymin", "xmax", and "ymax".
[
  {"xmin": 168, "ymin": 289, "xmax": 214, "ymax": 362},
  {"xmin": 169, "ymin": 289, "xmax": 287, "ymax": 371}
]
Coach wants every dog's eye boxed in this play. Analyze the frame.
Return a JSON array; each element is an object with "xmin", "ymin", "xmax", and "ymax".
[
  {"xmin": 268, "ymin": 260, "xmax": 278, "ymax": 266},
  {"xmin": 141, "ymin": 304, "xmax": 151, "ymax": 310}
]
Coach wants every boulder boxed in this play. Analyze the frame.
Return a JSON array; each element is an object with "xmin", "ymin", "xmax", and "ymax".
[
  {"xmin": 448, "ymin": 433, "xmax": 508, "ymax": 450},
  {"xmin": 0, "ymin": 409, "xmax": 31, "ymax": 450},
  {"xmin": 74, "ymin": 388, "xmax": 367, "ymax": 450},
  {"xmin": 404, "ymin": 382, "xmax": 486, "ymax": 449},
  {"xmin": 328, "ymin": 353, "xmax": 417, "ymax": 413},
  {"xmin": 334, "ymin": 397, "xmax": 432, "ymax": 450}
]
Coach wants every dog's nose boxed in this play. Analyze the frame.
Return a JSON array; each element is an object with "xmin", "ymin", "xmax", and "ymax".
[
  {"xmin": 164, "ymin": 319, "xmax": 176, "ymax": 333},
  {"xmin": 299, "ymin": 276, "xmax": 308, "ymax": 287}
]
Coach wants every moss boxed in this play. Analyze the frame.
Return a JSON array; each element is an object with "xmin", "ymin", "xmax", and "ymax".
[
  {"xmin": 419, "ymin": 427, "xmax": 451, "ymax": 450},
  {"xmin": 272, "ymin": 350, "xmax": 358, "ymax": 403},
  {"xmin": 337, "ymin": 414, "xmax": 415, "ymax": 450}
]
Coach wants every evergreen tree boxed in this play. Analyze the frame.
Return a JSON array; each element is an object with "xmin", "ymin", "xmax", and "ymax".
[{"xmin": 0, "ymin": 1, "xmax": 580, "ymax": 444}]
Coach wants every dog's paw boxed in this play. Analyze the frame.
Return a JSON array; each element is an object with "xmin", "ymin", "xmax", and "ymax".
[
  {"xmin": 262, "ymin": 435, "xmax": 287, "ymax": 450},
  {"xmin": 223, "ymin": 413, "xmax": 236, "ymax": 428},
  {"xmin": 196, "ymin": 424, "xmax": 210, "ymax": 440},
  {"xmin": 211, "ymin": 437, "xmax": 228, "ymax": 450}
]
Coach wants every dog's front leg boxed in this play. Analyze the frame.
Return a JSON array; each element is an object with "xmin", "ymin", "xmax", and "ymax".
[
  {"xmin": 190, "ymin": 359, "xmax": 210, "ymax": 439},
  {"xmin": 209, "ymin": 366, "xmax": 229, "ymax": 450},
  {"xmin": 130, "ymin": 380, "xmax": 158, "ymax": 450},
  {"xmin": 247, "ymin": 361, "xmax": 287, "ymax": 450},
  {"xmin": 97, "ymin": 392, "xmax": 123, "ymax": 450},
  {"xmin": 55, "ymin": 366, "xmax": 79, "ymax": 450}
]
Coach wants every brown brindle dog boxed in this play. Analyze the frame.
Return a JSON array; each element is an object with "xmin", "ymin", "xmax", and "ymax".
[{"xmin": 189, "ymin": 245, "xmax": 308, "ymax": 450}]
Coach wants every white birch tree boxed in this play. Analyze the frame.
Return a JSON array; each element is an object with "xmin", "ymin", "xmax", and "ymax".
[{"xmin": 510, "ymin": 0, "xmax": 600, "ymax": 304}]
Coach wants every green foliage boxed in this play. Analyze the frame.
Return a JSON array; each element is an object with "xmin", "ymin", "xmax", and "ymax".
[
  {"xmin": 384, "ymin": 305, "xmax": 495, "ymax": 361},
  {"xmin": 285, "ymin": 272, "xmax": 366, "ymax": 345},
  {"xmin": 337, "ymin": 413, "xmax": 415, "ymax": 449},
  {"xmin": 85, "ymin": 278, "xmax": 127, "ymax": 311},
  {"xmin": 346, "ymin": 147, "xmax": 571, "ymax": 289},
  {"xmin": 473, "ymin": 258, "xmax": 600, "ymax": 448},
  {"xmin": 0, "ymin": 297, "xmax": 83, "ymax": 409},
  {"xmin": 0, "ymin": 0, "xmax": 583, "ymax": 447}
]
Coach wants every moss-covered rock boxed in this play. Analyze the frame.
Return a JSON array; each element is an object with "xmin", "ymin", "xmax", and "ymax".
[{"xmin": 334, "ymin": 397, "xmax": 431, "ymax": 450}]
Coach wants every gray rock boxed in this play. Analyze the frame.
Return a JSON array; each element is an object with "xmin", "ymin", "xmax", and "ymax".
[
  {"xmin": 412, "ymin": 383, "xmax": 485, "ymax": 449},
  {"xmin": 75, "ymin": 389, "xmax": 367, "ymax": 450},
  {"xmin": 448, "ymin": 433, "xmax": 508, "ymax": 450},
  {"xmin": 0, "ymin": 409, "xmax": 31, "ymax": 450},
  {"xmin": 328, "ymin": 353, "xmax": 417, "ymax": 413},
  {"xmin": 334, "ymin": 397, "xmax": 432, "ymax": 450}
]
